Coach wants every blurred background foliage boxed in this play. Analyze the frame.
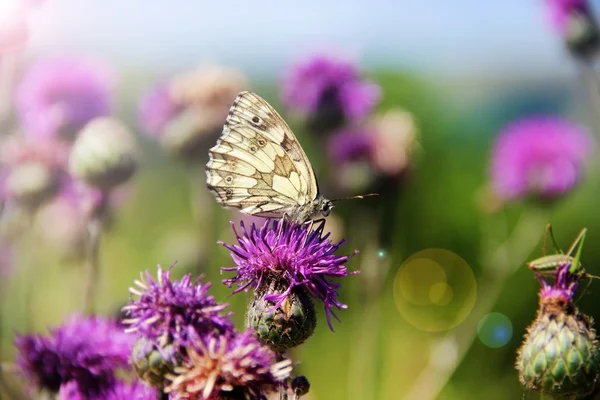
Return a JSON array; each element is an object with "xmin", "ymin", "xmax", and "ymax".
[{"xmin": 3, "ymin": 1, "xmax": 600, "ymax": 400}]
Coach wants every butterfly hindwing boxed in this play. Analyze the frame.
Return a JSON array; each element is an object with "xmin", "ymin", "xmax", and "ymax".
[{"xmin": 206, "ymin": 91, "xmax": 319, "ymax": 218}]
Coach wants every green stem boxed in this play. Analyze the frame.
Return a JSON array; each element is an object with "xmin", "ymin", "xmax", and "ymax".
[
  {"xmin": 579, "ymin": 63, "xmax": 600, "ymax": 138},
  {"xmin": 82, "ymin": 196, "xmax": 108, "ymax": 314}
]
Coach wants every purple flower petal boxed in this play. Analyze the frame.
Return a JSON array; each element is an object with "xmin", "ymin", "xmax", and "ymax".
[{"xmin": 221, "ymin": 219, "xmax": 358, "ymax": 330}]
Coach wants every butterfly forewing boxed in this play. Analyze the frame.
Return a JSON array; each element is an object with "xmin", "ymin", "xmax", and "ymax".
[{"xmin": 206, "ymin": 91, "xmax": 320, "ymax": 218}]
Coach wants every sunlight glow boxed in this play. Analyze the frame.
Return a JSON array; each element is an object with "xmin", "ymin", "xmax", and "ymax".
[{"xmin": 0, "ymin": 0, "xmax": 23, "ymax": 25}]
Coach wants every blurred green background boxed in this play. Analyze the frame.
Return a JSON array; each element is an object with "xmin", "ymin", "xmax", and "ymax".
[{"xmin": 3, "ymin": 1, "xmax": 600, "ymax": 399}]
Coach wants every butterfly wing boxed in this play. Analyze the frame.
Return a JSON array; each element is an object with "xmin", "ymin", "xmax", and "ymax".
[{"xmin": 206, "ymin": 91, "xmax": 319, "ymax": 217}]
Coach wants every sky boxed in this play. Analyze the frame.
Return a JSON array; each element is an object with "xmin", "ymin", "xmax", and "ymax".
[{"xmin": 23, "ymin": 0, "xmax": 592, "ymax": 78}]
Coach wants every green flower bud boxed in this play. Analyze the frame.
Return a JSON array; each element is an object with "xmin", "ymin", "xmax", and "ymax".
[
  {"xmin": 516, "ymin": 297, "xmax": 600, "ymax": 397},
  {"xmin": 69, "ymin": 117, "xmax": 138, "ymax": 190},
  {"xmin": 246, "ymin": 278, "xmax": 316, "ymax": 353},
  {"xmin": 132, "ymin": 338, "xmax": 178, "ymax": 389},
  {"xmin": 160, "ymin": 106, "xmax": 222, "ymax": 163},
  {"xmin": 5, "ymin": 162, "xmax": 59, "ymax": 209},
  {"xmin": 291, "ymin": 375, "xmax": 310, "ymax": 398}
]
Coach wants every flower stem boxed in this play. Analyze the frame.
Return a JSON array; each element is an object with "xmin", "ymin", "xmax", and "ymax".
[
  {"xmin": 157, "ymin": 390, "xmax": 169, "ymax": 400},
  {"xmin": 82, "ymin": 194, "xmax": 108, "ymax": 314},
  {"xmin": 401, "ymin": 209, "xmax": 547, "ymax": 400},
  {"xmin": 579, "ymin": 62, "xmax": 600, "ymax": 138}
]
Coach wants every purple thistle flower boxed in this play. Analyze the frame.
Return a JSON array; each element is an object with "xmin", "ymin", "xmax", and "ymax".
[
  {"xmin": 538, "ymin": 263, "xmax": 581, "ymax": 302},
  {"xmin": 221, "ymin": 219, "xmax": 358, "ymax": 330},
  {"xmin": 546, "ymin": 0, "xmax": 587, "ymax": 32},
  {"xmin": 490, "ymin": 115, "xmax": 593, "ymax": 201},
  {"xmin": 123, "ymin": 265, "xmax": 234, "ymax": 349},
  {"xmin": 281, "ymin": 54, "xmax": 380, "ymax": 128},
  {"xmin": 165, "ymin": 329, "xmax": 292, "ymax": 400},
  {"xmin": 137, "ymin": 83, "xmax": 183, "ymax": 138},
  {"xmin": 327, "ymin": 127, "xmax": 373, "ymax": 164},
  {"xmin": 14, "ymin": 314, "xmax": 134, "ymax": 396},
  {"xmin": 15, "ymin": 56, "xmax": 113, "ymax": 141}
]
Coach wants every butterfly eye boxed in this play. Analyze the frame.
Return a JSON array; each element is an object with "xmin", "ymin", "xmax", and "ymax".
[{"xmin": 321, "ymin": 202, "xmax": 333, "ymax": 216}]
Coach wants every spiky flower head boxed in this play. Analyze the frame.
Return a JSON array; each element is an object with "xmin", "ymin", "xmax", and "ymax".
[
  {"xmin": 490, "ymin": 115, "xmax": 593, "ymax": 202},
  {"xmin": 14, "ymin": 314, "xmax": 134, "ymax": 397},
  {"xmin": 369, "ymin": 108, "xmax": 418, "ymax": 177},
  {"xmin": 69, "ymin": 117, "xmax": 138, "ymax": 191},
  {"xmin": 221, "ymin": 219, "xmax": 358, "ymax": 330},
  {"xmin": 165, "ymin": 330, "xmax": 292, "ymax": 400},
  {"xmin": 169, "ymin": 64, "xmax": 248, "ymax": 113},
  {"xmin": 516, "ymin": 264, "xmax": 600, "ymax": 397},
  {"xmin": 138, "ymin": 65, "xmax": 247, "ymax": 162},
  {"xmin": 123, "ymin": 264, "xmax": 234, "ymax": 350},
  {"xmin": 281, "ymin": 53, "xmax": 380, "ymax": 132},
  {"xmin": 15, "ymin": 56, "xmax": 113, "ymax": 141}
]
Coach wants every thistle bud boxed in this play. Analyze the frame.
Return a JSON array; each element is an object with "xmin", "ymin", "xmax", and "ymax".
[
  {"xmin": 516, "ymin": 264, "xmax": 600, "ymax": 397},
  {"xmin": 246, "ymin": 278, "xmax": 316, "ymax": 353},
  {"xmin": 160, "ymin": 106, "xmax": 222, "ymax": 163},
  {"xmin": 4, "ymin": 162, "xmax": 59, "ymax": 208},
  {"xmin": 131, "ymin": 338, "xmax": 179, "ymax": 389},
  {"xmin": 291, "ymin": 375, "xmax": 310, "ymax": 398},
  {"xmin": 69, "ymin": 117, "xmax": 138, "ymax": 190},
  {"xmin": 564, "ymin": 2, "xmax": 600, "ymax": 61}
]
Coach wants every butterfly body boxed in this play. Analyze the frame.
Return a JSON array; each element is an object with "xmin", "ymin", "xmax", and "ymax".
[{"xmin": 206, "ymin": 91, "xmax": 333, "ymax": 223}]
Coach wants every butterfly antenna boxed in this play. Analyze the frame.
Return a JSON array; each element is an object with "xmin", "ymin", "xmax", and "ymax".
[{"xmin": 330, "ymin": 193, "xmax": 379, "ymax": 202}]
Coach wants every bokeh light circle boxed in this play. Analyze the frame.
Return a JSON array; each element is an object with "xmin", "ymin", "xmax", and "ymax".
[
  {"xmin": 477, "ymin": 312, "xmax": 513, "ymax": 348},
  {"xmin": 393, "ymin": 249, "xmax": 477, "ymax": 332}
]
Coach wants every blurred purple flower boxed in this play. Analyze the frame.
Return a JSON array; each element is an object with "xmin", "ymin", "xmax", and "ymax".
[
  {"xmin": 104, "ymin": 380, "xmax": 157, "ymax": 400},
  {"xmin": 123, "ymin": 265, "xmax": 234, "ymax": 349},
  {"xmin": 165, "ymin": 330, "xmax": 292, "ymax": 400},
  {"xmin": 15, "ymin": 314, "xmax": 134, "ymax": 396},
  {"xmin": 58, "ymin": 379, "xmax": 157, "ymax": 400},
  {"xmin": 327, "ymin": 127, "xmax": 373, "ymax": 164},
  {"xmin": 547, "ymin": 0, "xmax": 587, "ymax": 32},
  {"xmin": 15, "ymin": 56, "xmax": 113, "ymax": 140},
  {"xmin": 490, "ymin": 116, "xmax": 593, "ymax": 201},
  {"xmin": 137, "ymin": 83, "xmax": 183, "ymax": 138},
  {"xmin": 281, "ymin": 54, "xmax": 380, "ymax": 128},
  {"xmin": 221, "ymin": 219, "xmax": 358, "ymax": 330}
]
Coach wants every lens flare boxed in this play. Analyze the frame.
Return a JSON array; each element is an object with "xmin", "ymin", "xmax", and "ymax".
[
  {"xmin": 393, "ymin": 249, "xmax": 477, "ymax": 332},
  {"xmin": 477, "ymin": 312, "xmax": 513, "ymax": 348}
]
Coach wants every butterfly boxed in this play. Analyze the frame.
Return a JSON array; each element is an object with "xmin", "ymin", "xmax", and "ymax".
[{"xmin": 206, "ymin": 91, "xmax": 374, "ymax": 223}]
